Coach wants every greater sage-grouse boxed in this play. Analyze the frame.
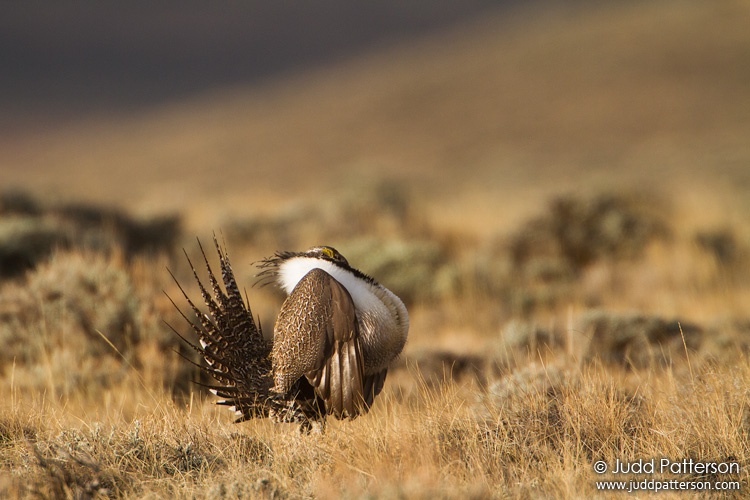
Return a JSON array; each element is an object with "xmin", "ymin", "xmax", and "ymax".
[{"xmin": 169, "ymin": 238, "xmax": 409, "ymax": 430}]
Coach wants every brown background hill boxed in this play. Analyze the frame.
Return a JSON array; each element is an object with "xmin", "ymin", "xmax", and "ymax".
[{"xmin": 2, "ymin": 0, "xmax": 748, "ymax": 235}]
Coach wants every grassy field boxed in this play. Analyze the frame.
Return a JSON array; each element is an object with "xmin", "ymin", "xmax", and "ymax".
[{"xmin": 2, "ymin": 0, "xmax": 750, "ymax": 498}]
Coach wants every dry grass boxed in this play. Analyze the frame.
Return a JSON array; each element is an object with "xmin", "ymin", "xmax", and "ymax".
[
  {"xmin": 1, "ymin": 347, "xmax": 750, "ymax": 498},
  {"xmin": 1, "ymin": 184, "xmax": 749, "ymax": 498}
]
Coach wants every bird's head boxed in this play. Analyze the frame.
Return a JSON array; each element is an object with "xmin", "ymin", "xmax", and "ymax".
[
  {"xmin": 256, "ymin": 245, "xmax": 373, "ymax": 294},
  {"xmin": 299, "ymin": 246, "xmax": 350, "ymax": 267}
]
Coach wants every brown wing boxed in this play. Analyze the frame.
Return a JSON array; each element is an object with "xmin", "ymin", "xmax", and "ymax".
[{"xmin": 271, "ymin": 267, "xmax": 366, "ymax": 418}]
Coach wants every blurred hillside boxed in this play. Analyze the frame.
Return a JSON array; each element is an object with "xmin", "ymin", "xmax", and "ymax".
[
  {"xmin": 0, "ymin": 0, "xmax": 508, "ymax": 133},
  {"xmin": 1, "ymin": 0, "xmax": 748, "ymax": 236}
]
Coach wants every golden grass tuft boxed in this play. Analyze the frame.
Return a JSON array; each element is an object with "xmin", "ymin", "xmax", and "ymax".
[
  {"xmin": 2, "ymin": 357, "xmax": 749, "ymax": 498},
  {"xmin": 1, "ymin": 183, "xmax": 749, "ymax": 497}
]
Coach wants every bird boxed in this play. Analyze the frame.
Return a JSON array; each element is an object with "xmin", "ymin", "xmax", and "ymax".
[{"xmin": 167, "ymin": 237, "xmax": 409, "ymax": 430}]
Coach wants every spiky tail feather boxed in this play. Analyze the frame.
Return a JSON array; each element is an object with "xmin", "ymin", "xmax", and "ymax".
[{"xmin": 166, "ymin": 235, "xmax": 273, "ymax": 421}]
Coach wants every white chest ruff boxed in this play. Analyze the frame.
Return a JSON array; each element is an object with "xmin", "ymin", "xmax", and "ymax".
[{"xmin": 278, "ymin": 256, "xmax": 409, "ymax": 373}]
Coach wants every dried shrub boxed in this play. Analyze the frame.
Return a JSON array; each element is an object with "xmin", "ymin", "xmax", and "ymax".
[
  {"xmin": 342, "ymin": 238, "xmax": 459, "ymax": 304},
  {"xmin": 499, "ymin": 319, "xmax": 561, "ymax": 351},
  {"xmin": 0, "ymin": 189, "xmax": 41, "ymax": 216},
  {"xmin": 0, "ymin": 216, "xmax": 69, "ymax": 279},
  {"xmin": 485, "ymin": 362, "xmax": 569, "ymax": 411},
  {"xmin": 25, "ymin": 251, "xmax": 140, "ymax": 351},
  {"xmin": 0, "ymin": 190, "xmax": 180, "ymax": 279},
  {"xmin": 397, "ymin": 349, "xmax": 487, "ymax": 386},
  {"xmin": 510, "ymin": 192, "xmax": 669, "ymax": 271},
  {"xmin": 695, "ymin": 229, "xmax": 741, "ymax": 264},
  {"xmin": 26, "ymin": 441, "xmax": 123, "ymax": 499},
  {"xmin": 0, "ymin": 251, "xmax": 140, "ymax": 395},
  {"xmin": 580, "ymin": 310, "xmax": 702, "ymax": 369},
  {"xmin": 225, "ymin": 178, "xmax": 423, "ymax": 250},
  {"xmin": 695, "ymin": 227, "xmax": 750, "ymax": 285},
  {"xmin": 474, "ymin": 192, "xmax": 671, "ymax": 314},
  {"xmin": 54, "ymin": 203, "xmax": 181, "ymax": 259}
]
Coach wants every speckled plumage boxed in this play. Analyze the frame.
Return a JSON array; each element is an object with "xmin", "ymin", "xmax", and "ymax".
[
  {"xmin": 170, "ymin": 240, "xmax": 409, "ymax": 429},
  {"xmin": 167, "ymin": 237, "xmax": 273, "ymax": 421}
]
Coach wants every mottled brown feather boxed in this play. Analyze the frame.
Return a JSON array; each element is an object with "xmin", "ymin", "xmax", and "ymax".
[{"xmin": 272, "ymin": 268, "xmax": 367, "ymax": 418}]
